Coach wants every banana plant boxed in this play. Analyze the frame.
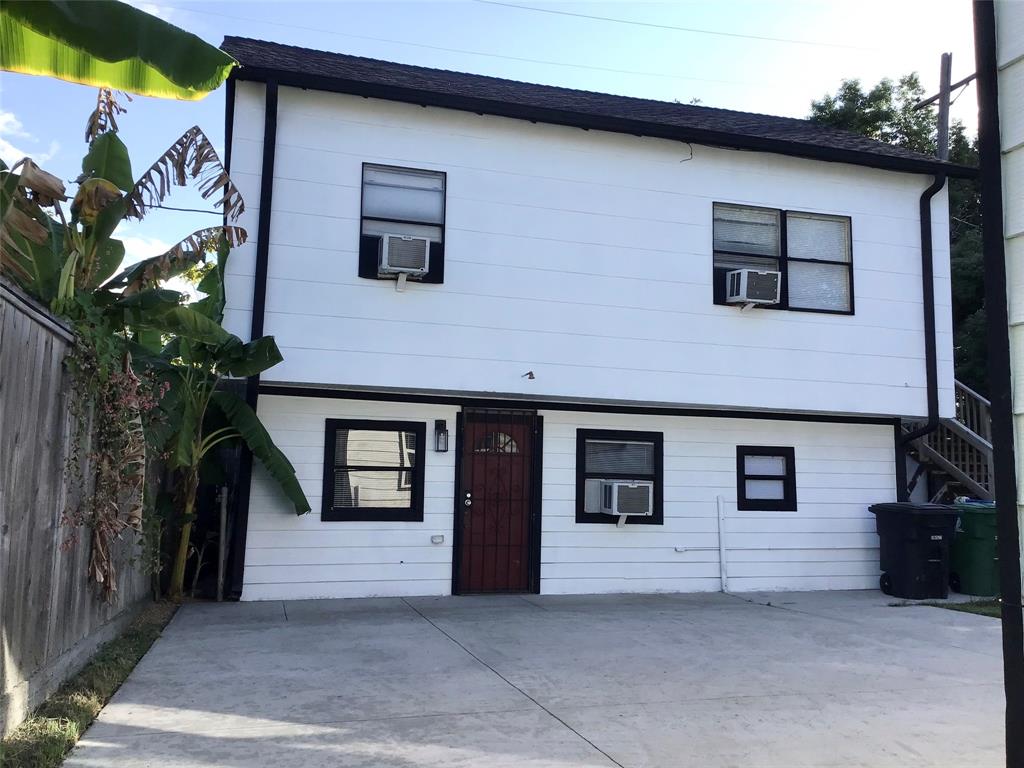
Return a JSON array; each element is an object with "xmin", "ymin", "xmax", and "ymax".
[
  {"xmin": 0, "ymin": 93, "xmax": 309, "ymax": 600},
  {"xmin": 130, "ymin": 237, "xmax": 310, "ymax": 600}
]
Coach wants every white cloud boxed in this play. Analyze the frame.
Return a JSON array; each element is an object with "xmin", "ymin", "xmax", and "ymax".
[{"xmin": 0, "ymin": 110, "xmax": 60, "ymax": 166}]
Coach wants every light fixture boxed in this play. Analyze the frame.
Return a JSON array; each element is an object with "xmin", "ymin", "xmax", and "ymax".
[{"xmin": 434, "ymin": 419, "xmax": 449, "ymax": 452}]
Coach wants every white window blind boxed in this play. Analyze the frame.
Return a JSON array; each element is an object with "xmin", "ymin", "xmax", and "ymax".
[
  {"xmin": 786, "ymin": 213, "xmax": 850, "ymax": 263},
  {"xmin": 713, "ymin": 204, "xmax": 780, "ymax": 257},
  {"xmin": 363, "ymin": 165, "xmax": 444, "ymax": 225}
]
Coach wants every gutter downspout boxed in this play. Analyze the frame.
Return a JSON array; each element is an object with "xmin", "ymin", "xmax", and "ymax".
[{"xmin": 900, "ymin": 173, "xmax": 947, "ymax": 447}]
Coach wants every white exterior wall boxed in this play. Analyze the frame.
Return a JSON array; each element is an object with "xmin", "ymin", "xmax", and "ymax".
[
  {"xmin": 244, "ymin": 396, "xmax": 459, "ymax": 601},
  {"xmin": 224, "ymin": 81, "xmax": 955, "ymax": 420},
  {"xmin": 242, "ymin": 395, "xmax": 894, "ymax": 601}
]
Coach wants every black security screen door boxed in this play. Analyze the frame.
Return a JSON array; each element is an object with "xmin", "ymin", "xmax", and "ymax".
[{"xmin": 454, "ymin": 409, "xmax": 541, "ymax": 594}]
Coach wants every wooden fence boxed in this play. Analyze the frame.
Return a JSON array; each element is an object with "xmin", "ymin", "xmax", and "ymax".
[{"xmin": 1, "ymin": 281, "xmax": 149, "ymax": 736}]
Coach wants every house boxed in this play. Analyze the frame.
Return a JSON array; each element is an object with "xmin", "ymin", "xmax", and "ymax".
[{"xmin": 217, "ymin": 36, "xmax": 974, "ymax": 602}]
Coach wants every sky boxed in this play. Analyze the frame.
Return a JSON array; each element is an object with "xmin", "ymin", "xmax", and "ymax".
[{"xmin": 0, "ymin": 0, "xmax": 978, "ymax": 269}]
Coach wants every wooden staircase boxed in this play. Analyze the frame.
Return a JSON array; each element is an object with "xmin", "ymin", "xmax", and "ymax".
[{"xmin": 904, "ymin": 381, "xmax": 995, "ymax": 501}]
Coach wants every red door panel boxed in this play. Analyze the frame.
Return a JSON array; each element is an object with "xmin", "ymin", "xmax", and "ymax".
[{"xmin": 456, "ymin": 411, "xmax": 536, "ymax": 593}]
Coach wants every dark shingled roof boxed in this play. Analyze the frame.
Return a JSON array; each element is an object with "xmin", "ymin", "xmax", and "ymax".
[{"xmin": 222, "ymin": 36, "xmax": 974, "ymax": 178}]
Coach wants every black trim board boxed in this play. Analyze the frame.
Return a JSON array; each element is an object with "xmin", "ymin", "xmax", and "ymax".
[
  {"xmin": 227, "ymin": 66, "xmax": 975, "ymax": 179},
  {"xmin": 258, "ymin": 384, "xmax": 899, "ymax": 426},
  {"xmin": 575, "ymin": 429, "xmax": 664, "ymax": 526},
  {"xmin": 321, "ymin": 419, "xmax": 426, "ymax": 522},
  {"xmin": 226, "ymin": 80, "xmax": 278, "ymax": 601},
  {"xmin": 974, "ymin": 3, "xmax": 1024, "ymax": 764},
  {"xmin": 736, "ymin": 445, "xmax": 797, "ymax": 512}
]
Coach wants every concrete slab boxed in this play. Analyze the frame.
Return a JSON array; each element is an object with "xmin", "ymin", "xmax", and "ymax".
[{"xmin": 66, "ymin": 591, "xmax": 1004, "ymax": 767}]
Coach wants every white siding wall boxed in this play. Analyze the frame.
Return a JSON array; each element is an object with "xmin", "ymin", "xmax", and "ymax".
[
  {"xmin": 243, "ymin": 395, "xmax": 895, "ymax": 600},
  {"xmin": 224, "ymin": 83, "xmax": 955, "ymax": 419},
  {"xmin": 244, "ymin": 396, "xmax": 459, "ymax": 601},
  {"xmin": 539, "ymin": 410, "xmax": 893, "ymax": 594}
]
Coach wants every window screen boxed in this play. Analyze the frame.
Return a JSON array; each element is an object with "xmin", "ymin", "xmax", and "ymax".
[
  {"xmin": 322, "ymin": 420, "xmax": 426, "ymax": 522},
  {"xmin": 712, "ymin": 203, "xmax": 853, "ymax": 313},
  {"xmin": 576, "ymin": 430, "xmax": 663, "ymax": 525},
  {"xmin": 736, "ymin": 446, "xmax": 797, "ymax": 512}
]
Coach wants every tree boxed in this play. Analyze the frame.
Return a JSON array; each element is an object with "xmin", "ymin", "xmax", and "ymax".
[{"xmin": 810, "ymin": 75, "xmax": 986, "ymax": 395}]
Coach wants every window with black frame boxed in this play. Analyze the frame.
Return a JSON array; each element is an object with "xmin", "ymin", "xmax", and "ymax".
[
  {"xmin": 359, "ymin": 164, "xmax": 446, "ymax": 283},
  {"xmin": 736, "ymin": 445, "xmax": 797, "ymax": 511},
  {"xmin": 712, "ymin": 203, "xmax": 853, "ymax": 313},
  {"xmin": 575, "ymin": 429, "xmax": 663, "ymax": 525},
  {"xmin": 321, "ymin": 420, "xmax": 426, "ymax": 521}
]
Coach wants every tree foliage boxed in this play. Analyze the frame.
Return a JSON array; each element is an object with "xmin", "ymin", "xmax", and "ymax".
[{"xmin": 810, "ymin": 75, "xmax": 986, "ymax": 395}]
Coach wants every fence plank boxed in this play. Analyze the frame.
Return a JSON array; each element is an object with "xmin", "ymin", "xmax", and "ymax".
[{"xmin": 0, "ymin": 282, "xmax": 148, "ymax": 736}]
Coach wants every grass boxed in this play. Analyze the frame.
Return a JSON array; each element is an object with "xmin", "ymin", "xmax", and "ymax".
[
  {"xmin": 0, "ymin": 601, "xmax": 177, "ymax": 768},
  {"xmin": 934, "ymin": 599, "xmax": 1002, "ymax": 619}
]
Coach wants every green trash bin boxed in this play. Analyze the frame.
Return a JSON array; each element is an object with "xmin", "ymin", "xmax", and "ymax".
[{"xmin": 949, "ymin": 499, "xmax": 999, "ymax": 596}]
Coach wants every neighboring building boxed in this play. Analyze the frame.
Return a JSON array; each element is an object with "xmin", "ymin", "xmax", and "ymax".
[
  {"xmin": 992, "ymin": 0, "xmax": 1024, "ymax": 600},
  {"xmin": 218, "ymin": 36, "xmax": 973, "ymax": 601}
]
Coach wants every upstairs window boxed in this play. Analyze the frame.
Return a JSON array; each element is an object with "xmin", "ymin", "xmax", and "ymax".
[
  {"xmin": 736, "ymin": 446, "xmax": 797, "ymax": 511},
  {"xmin": 713, "ymin": 203, "xmax": 853, "ymax": 314},
  {"xmin": 576, "ymin": 429, "xmax": 663, "ymax": 525},
  {"xmin": 359, "ymin": 164, "xmax": 446, "ymax": 283},
  {"xmin": 321, "ymin": 419, "xmax": 426, "ymax": 522}
]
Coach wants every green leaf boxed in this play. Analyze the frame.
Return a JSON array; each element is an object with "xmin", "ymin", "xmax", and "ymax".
[
  {"xmin": 144, "ymin": 305, "xmax": 232, "ymax": 346},
  {"xmin": 93, "ymin": 237, "xmax": 125, "ymax": 287},
  {"xmin": 112, "ymin": 287, "xmax": 184, "ymax": 326},
  {"xmin": 211, "ymin": 390, "xmax": 311, "ymax": 514},
  {"xmin": 0, "ymin": 0, "xmax": 236, "ymax": 100},
  {"xmin": 82, "ymin": 132, "xmax": 133, "ymax": 191},
  {"xmin": 172, "ymin": 389, "xmax": 197, "ymax": 468},
  {"xmin": 221, "ymin": 336, "xmax": 283, "ymax": 378}
]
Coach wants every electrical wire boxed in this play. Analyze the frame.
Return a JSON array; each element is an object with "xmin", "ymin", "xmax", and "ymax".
[
  {"xmin": 175, "ymin": 6, "xmax": 767, "ymax": 89},
  {"xmin": 473, "ymin": 0, "xmax": 879, "ymax": 51}
]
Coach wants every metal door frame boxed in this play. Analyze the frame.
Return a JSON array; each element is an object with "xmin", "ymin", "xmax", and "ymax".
[{"xmin": 450, "ymin": 408, "xmax": 543, "ymax": 595}]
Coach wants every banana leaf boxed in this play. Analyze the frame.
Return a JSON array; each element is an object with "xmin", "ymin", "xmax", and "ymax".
[
  {"xmin": 81, "ymin": 132, "xmax": 133, "ymax": 191},
  {"xmin": 0, "ymin": 1, "xmax": 236, "ymax": 100},
  {"xmin": 211, "ymin": 390, "xmax": 311, "ymax": 514},
  {"xmin": 221, "ymin": 336, "xmax": 283, "ymax": 378}
]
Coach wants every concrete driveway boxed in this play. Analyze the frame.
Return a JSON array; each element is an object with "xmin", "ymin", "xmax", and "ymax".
[{"xmin": 66, "ymin": 591, "xmax": 1003, "ymax": 768}]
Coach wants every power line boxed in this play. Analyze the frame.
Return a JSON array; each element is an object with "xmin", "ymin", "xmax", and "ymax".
[
  {"xmin": 176, "ymin": 6, "xmax": 767, "ymax": 89},
  {"xmin": 473, "ymin": 0, "xmax": 878, "ymax": 51}
]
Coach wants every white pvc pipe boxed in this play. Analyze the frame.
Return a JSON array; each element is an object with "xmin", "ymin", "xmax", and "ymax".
[{"xmin": 716, "ymin": 494, "xmax": 729, "ymax": 593}]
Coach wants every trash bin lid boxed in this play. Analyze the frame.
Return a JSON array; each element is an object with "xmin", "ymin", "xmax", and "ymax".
[
  {"xmin": 953, "ymin": 499, "xmax": 996, "ymax": 512},
  {"xmin": 869, "ymin": 502, "xmax": 957, "ymax": 515}
]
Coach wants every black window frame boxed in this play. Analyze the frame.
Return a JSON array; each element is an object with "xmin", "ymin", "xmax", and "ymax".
[
  {"xmin": 575, "ymin": 429, "xmax": 664, "ymax": 525},
  {"xmin": 321, "ymin": 419, "xmax": 427, "ymax": 522},
  {"xmin": 712, "ymin": 203, "xmax": 854, "ymax": 315},
  {"xmin": 736, "ymin": 445, "xmax": 797, "ymax": 512},
  {"xmin": 358, "ymin": 162, "xmax": 447, "ymax": 284}
]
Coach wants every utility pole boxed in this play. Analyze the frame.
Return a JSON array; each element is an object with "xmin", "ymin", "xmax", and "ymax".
[
  {"xmin": 936, "ymin": 52, "xmax": 952, "ymax": 160},
  {"xmin": 913, "ymin": 51, "xmax": 976, "ymax": 159}
]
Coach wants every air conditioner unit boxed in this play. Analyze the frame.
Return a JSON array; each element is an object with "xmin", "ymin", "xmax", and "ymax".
[
  {"xmin": 600, "ymin": 480, "xmax": 654, "ymax": 517},
  {"xmin": 726, "ymin": 268, "xmax": 781, "ymax": 305},
  {"xmin": 379, "ymin": 235, "xmax": 430, "ymax": 276}
]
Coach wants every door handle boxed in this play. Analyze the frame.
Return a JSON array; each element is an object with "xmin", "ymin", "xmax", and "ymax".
[{"xmin": 464, "ymin": 491, "xmax": 472, "ymax": 507}]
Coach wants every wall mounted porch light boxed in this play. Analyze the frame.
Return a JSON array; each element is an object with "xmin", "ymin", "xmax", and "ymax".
[{"xmin": 434, "ymin": 419, "xmax": 449, "ymax": 452}]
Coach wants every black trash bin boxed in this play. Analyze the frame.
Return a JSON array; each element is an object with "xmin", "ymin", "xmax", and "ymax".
[{"xmin": 869, "ymin": 502, "xmax": 959, "ymax": 599}]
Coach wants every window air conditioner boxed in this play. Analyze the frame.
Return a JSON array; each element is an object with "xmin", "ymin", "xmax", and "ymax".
[
  {"xmin": 726, "ymin": 268, "xmax": 781, "ymax": 305},
  {"xmin": 379, "ymin": 235, "xmax": 430, "ymax": 276},
  {"xmin": 600, "ymin": 480, "xmax": 654, "ymax": 517}
]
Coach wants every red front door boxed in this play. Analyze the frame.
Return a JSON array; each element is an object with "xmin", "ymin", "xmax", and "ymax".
[{"xmin": 455, "ymin": 410, "xmax": 540, "ymax": 593}]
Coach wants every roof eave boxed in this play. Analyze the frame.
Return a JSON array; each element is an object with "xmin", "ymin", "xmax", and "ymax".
[{"xmin": 229, "ymin": 65, "xmax": 978, "ymax": 180}]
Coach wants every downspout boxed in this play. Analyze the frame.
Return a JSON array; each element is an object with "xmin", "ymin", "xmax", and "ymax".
[{"xmin": 900, "ymin": 173, "xmax": 947, "ymax": 447}]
